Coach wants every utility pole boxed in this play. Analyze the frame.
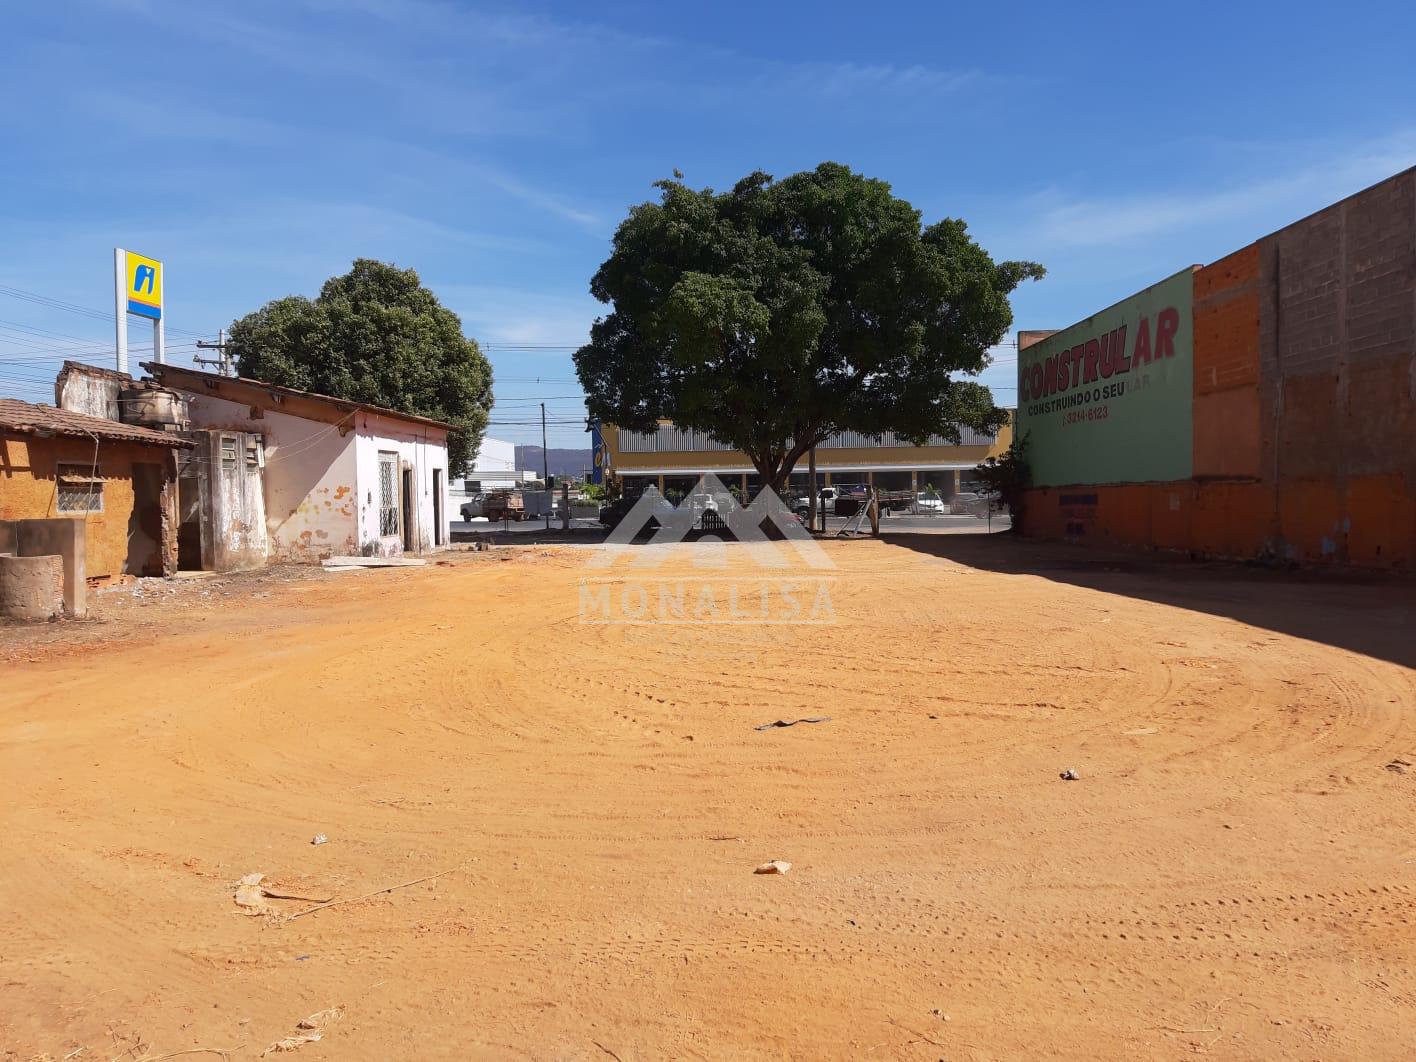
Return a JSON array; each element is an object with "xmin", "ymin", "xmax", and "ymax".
[
  {"xmin": 541, "ymin": 402, "xmax": 550, "ymax": 531},
  {"xmin": 195, "ymin": 329, "xmax": 232, "ymax": 376}
]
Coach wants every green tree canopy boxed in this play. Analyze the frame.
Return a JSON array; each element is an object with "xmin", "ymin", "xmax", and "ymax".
[
  {"xmin": 229, "ymin": 258, "xmax": 493, "ymax": 473},
  {"xmin": 575, "ymin": 163, "xmax": 1043, "ymax": 492}
]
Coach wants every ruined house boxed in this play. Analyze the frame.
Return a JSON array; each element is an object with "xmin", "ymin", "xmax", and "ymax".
[
  {"xmin": 0, "ymin": 398, "xmax": 192, "ymax": 599},
  {"xmin": 142, "ymin": 363, "xmax": 453, "ymax": 562},
  {"xmin": 55, "ymin": 362, "xmax": 454, "ymax": 569}
]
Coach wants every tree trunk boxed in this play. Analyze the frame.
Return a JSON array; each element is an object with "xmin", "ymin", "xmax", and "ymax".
[
  {"xmin": 807, "ymin": 446, "xmax": 818, "ymax": 529},
  {"xmin": 748, "ymin": 431, "xmax": 823, "ymax": 500}
]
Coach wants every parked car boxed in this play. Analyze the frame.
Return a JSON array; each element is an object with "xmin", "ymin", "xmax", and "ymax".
[
  {"xmin": 790, "ymin": 487, "xmax": 838, "ymax": 519},
  {"xmin": 915, "ymin": 493, "xmax": 945, "ymax": 514},
  {"xmin": 967, "ymin": 490, "xmax": 1004, "ymax": 519},
  {"xmin": 949, "ymin": 491, "xmax": 980, "ymax": 515},
  {"xmin": 597, "ymin": 486, "xmax": 678, "ymax": 531},
  {"xmin": 458, "ymin": 493, "xmax": 485, "ymax": 521}
]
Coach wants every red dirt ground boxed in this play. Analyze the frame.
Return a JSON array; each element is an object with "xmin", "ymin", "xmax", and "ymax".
[{"xmin": 2, "ymin": 538, "xmax": 1414, "ymax": 1060}]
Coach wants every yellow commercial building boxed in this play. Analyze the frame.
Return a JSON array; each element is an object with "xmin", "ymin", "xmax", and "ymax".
[{"xmin": 599, "ymin": 418, "xmax": 1013, "ymax": 498}]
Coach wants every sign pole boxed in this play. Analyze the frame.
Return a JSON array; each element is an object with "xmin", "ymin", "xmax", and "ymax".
[
  {"xmin": 113, "ymin": 248, "xmax": 128, "ymax": 375},
  {"xmin": 153, "ymin": 274, "xmax": 166, "ymax": 364}
]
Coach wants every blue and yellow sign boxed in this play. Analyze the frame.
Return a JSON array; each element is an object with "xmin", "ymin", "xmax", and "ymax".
[{"xmin": 125, "ymin": 252, "xmax": 163, "ymax": 320}]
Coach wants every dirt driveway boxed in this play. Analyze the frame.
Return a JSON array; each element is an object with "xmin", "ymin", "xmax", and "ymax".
[{"xmin": 2, "ymin": 539, "xmax": 1414, "ymax": 1059}]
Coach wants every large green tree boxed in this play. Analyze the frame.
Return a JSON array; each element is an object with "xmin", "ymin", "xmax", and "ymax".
[
  {"xmin": 575, "ymin": 163, "xmax": 1043, "ymax": 493},
  {"xmin": 229, "ymin": 258, "xmax": 493, "ymax": 473}
]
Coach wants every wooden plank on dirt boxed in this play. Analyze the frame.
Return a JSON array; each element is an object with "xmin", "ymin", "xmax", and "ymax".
[{"xmin": 321, "ymin": 556, "xmax": 428, "ymax": 568}]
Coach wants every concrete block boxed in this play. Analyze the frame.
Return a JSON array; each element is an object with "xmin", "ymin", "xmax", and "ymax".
[
  {"xmin": 0, "ymin": 554, "xmax": 64, "ymax": 622},
  {"xmin": 15, "ymin": 517, "xmax": 86, "ymax": 618}
]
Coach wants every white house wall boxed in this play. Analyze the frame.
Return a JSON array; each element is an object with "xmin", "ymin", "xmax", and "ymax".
[
  {"xmin": 178, "ymin": 392, "xmax": 359, "ymax": 560},
  {"xmin": 474, "ymin": 436, "xmax": 515, "ymax": 473},
  {"xmin": 352, "ymin": 411, "xmax": 450, "ymax": 554}
]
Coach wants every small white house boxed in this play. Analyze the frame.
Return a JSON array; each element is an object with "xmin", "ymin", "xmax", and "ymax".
[{"xmin": 145, "ymin": 363, "xmax": 454, "ymax": 561}]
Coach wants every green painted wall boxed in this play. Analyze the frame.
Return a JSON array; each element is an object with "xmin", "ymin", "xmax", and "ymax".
[{"xmin": 1017, "ymin": 268, "xmax": 1194, "ymax": 487}]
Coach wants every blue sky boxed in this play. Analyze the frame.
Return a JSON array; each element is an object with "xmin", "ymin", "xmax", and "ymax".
[{"xmin": 2, "ymin": 0, "xmax": 1414, "ymax": 448}]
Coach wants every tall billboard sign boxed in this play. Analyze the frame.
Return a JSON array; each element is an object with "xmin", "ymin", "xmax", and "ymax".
[
  {"xmin": 113, "ymin": 248, "xmax": 165, "ymax": 374},
  {"xmin": 1016, "ymin": 268, "xmax": 1194, "ymax": 487},
  {"xmin": 590, "ymin": 418, "xmax": 606, "ymax": 485}
]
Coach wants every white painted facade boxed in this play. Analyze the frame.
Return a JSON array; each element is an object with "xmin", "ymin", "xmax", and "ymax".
[
  {"xmin": 460, "ymin": 436, "xmax": 531, "ymax": 489},
  {"xmin": 170, "ymin": 386, "xmax": 450, "ymax": 560},
  {"xmin": 474, "ymin": 436, "xmax": 516, "ymax": 475},
  {"xmin": 352, "ymin": 410, "xmax": 451, "ymax": 554}
]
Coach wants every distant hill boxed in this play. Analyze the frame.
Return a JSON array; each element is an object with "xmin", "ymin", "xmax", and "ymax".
[{"xmin": 516, "ymin": 445, "xmax": 593, "ymax": 479}]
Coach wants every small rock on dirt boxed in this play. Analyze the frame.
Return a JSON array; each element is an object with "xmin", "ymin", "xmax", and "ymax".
[
  {"xmin": 1059, "ymin": 767, "xmax": 1080, "ymax": 781},
  {"xmin": 311, "ymin": 833, "xmax": 328, "ymax": 845},
  {"xmin": 754, "ymin": 860, "xmax": 791, "ymax": 875}
]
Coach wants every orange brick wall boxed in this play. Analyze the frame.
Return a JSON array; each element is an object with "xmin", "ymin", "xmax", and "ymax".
[
  {"xmin": 0, "ymin": 433, "xmax": 176, "ymax": 578},
  {"xmin": 1192, "ymin": 245, "xmax": 1262, "ymax": 479},
  {"xmin": 1019, "ymin": 169, "xmax": 1416, "ymax": 570}
]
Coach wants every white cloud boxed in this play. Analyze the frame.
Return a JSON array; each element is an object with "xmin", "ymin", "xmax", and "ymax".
[
  {"xmin": 1029, "ymin": 129, "xmax": 1416, "ymax": 249},
  {"xmin": 762, "ymin": 60, "xmax": 980, "ymax": 100},
  {"xmin": 79, "ymin": 93, "xmax": 290, "ymax": 146},
  {"xmin": 435, "ymin": 284, "xmax": 600, "ymax": 347}
]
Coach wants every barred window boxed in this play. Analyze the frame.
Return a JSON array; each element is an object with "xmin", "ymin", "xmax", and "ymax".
[
  {"xmin": 56, "ymin": 463, "xmax": 104, "ymax": 513},
  {"xmin": 378, "ymin": 451, "xmax": 400, "ymax": 536}
]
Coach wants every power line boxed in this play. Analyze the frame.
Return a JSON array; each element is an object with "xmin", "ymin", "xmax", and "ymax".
[
  {"xmin": 0, "ymin": 320, "xmax": 114, "ymax": 346},
  {"xmin": 0, "ymin": 283, "xmax": 211, "ymax": 338}
]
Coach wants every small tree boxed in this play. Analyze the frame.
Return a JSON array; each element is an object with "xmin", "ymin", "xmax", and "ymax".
[
  {"xmin": 575, "ymin": 163, "xmax": 1042, "ymax": 496},
  {"xmin": 974, "ymin": 432, "xmax": 1030, "ymax": 533},
  {"xmin": 229, "ymin": 259, "xmax": 493, "ymax": 474}
]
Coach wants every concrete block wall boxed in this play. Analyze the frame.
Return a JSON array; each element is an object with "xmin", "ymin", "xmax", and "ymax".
[
  {"xmin": 14, "ymin": 517, "xmax": 86, "ymax": 617},
  {"xmin": 1259, "ymin": 168, "xmax": 1416, "ymax": 566},
  {"xmin": 1020, "ymin": 167, "xmax": 1416, "ymax": 569}
]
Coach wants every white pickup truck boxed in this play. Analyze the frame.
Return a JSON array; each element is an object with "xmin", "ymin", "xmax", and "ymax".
[{"xmin": 790, "ymin": 487, "xmax": 860, "ymax": 517}]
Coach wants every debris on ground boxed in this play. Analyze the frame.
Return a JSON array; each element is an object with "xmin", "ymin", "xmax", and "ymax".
[
  {"xmin": 1125, "ymin": 727, "xmax": 1159, "ymax": 735},
  {"xmin": 754, "ymin": 860, "xmax": 791, "ymax": 875},
  {"xmin": 1385, "ymin": 758, "xmax": 1411, "ymax": 774},
  {"xmin": 311, "ymin": 833, "xmax": 328, "ymax": 846},
  {"xmin": 261, "ymin": 1005, "xmax": 345, "ymax": 1055},
  {"xmin": 234, "ymin": 873, "xmax": 332, "ymax": 917},
  {"xmin": 1059, "ymin": 768, "xmax": 1080, "ymax": 781},
  {"xmin": 287, "ymin": 861, "xmax": 469, "ymax": 920},
  {"xmin": 754, "ymin": 716, "xmax": 831, "ymax": 731}
]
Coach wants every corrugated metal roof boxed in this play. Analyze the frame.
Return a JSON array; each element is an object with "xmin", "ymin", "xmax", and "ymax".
[{"xmin": 0, "ymin": 399, "xmax": 194, "ymax": 448}]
